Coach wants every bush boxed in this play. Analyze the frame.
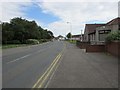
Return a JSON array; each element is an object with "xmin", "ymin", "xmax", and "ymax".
[
  {"xmin": 6, "ymin": 40, "xmax": 21, "ymax": 44},
  {"xmin": 106, "ymin": 30, "xmax": 120, "ymax": 42},
  {"xmin": 26, "ymin": 39, "xmax": 39, "ymax": 45}
]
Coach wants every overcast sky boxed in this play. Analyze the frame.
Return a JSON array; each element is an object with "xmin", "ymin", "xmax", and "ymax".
[{"xmin": 0, "ymin": 0, "xmax": 119, "ymax": 36}]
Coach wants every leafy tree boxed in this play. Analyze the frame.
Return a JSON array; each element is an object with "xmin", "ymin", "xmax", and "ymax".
[
  {"xmin": 2, "ymin": 17, "xmax": 54, "ymax": 44},
  {"xmin": 2, "ymin": 23, "xmax": 14, "ymax": 44},
  {"xmin": 66, "ymin": 32, "xmax": 72, "ymax": 39}
]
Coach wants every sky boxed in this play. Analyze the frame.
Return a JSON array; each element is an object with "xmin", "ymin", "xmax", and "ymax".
[{"xmin": 0, "ymin": 0, "xmax": 119, "ymax": 37}]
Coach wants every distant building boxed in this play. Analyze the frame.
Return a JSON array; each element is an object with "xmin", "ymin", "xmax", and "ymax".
[
  {"xmin": 71, "ymin": 34, "xmax": 84, "ymax": 41},
  {"xmin": 57, "ymin": 35, "xmax": 65, "ymax": 40}
]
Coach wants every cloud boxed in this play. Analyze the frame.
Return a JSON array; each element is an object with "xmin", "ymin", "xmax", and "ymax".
[
  {"xmin": 36, "ymin": 0, "xmax": 119, "ymax": 2},
  {"xmin": 1, "ymin": 1, "xmax": 33, "ymax": 22},
  {"xmin": 38, "ymin": 1, "xmax": 119, "ymax": 36}
]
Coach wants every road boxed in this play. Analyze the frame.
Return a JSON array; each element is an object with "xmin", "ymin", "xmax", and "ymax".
[
  {"xmin": 2, "ymin": 41, "xmax": 118, "ymax": 88},
  {"xmin": 3, "ymin": 41, "xmax": 64, "ymax": 88}
]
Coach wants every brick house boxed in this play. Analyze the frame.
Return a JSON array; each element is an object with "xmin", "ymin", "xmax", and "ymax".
[
  {"xmin": 95, "ymin": 17, "xmax": 120, "ymax": 44},
  {"xmin": 83, "ymin": 17, "xmax": 120, "ymax": 45}
]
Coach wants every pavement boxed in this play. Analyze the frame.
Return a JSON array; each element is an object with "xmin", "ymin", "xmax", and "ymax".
[
  {"xmin": 2, "ymin": 41, "xmax": 64, "ymax": 88},
  {"xmin": 47, "ymin": 42, "xmax": 118, "ymax": 88}
]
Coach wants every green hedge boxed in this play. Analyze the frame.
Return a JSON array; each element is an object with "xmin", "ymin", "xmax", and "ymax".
[
  {"xmin": 26, "ymin": 39, "xmax": 39, "ymax": 45},
  {"xmin": 106, "ymin": 30, "xmax": 120, "ymax": 42}
]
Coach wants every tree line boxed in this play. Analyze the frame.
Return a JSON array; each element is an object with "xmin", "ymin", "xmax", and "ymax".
[{"xmin": 2, "ymin": 17, "xmax": 54, "ymax": 44}]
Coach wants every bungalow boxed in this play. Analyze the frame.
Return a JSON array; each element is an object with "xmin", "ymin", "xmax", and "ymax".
[
  {"xmin": 95, "ymin": 17, "xmax": 120, "ymax": 44},
  {"xmin": 83, "ymin": 17, "xmax": 120, "ymax": 45}
]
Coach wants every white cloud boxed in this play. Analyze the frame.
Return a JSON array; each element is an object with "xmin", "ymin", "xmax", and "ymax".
[
  {"xmin": 38, "ymin": 1, "xmax": 118, "ymax": 36},
  {"xmin": 36, "ymin": 0, "xmax": 119, "ymax": 2},
  {"xmin": 0, "ymin": 0, "xmax": 32, "ymax": 22}
]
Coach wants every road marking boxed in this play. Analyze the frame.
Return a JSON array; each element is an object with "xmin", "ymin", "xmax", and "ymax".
[
  {"xmin": 44, "ymin": 49, "xmax": 64, "ymax": 88},
  {"xmin": 6, "ymin": 54, "xmax": 31, "ymax": 64},
  {"xmin": 32, "ymin": 41, "xmax": 66, "ymax": 88},
  {"xmin": 44, "ymin": 42, "xmax": 66, "ymax": 88},
  {"xmin": 38, "ymin": 54, "xmax": 61, "ymax": 88},
  {"xmin": 32, "ymin": 54, "xmax": 61, "ymax": 88}
]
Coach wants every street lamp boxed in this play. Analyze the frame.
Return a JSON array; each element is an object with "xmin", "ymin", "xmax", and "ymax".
[
  {"xmin": 67, "ymin": 22, "xmax": 72, "ymax": 39},
  {"xmin": 80, "ymin": 30, "xmax": 83, "ymax": 41}
]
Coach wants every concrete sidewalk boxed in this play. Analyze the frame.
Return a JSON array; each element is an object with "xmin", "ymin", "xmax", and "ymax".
[{"xmin": 47, "ymin": 42, "xmax": 118, "ymax": 88}]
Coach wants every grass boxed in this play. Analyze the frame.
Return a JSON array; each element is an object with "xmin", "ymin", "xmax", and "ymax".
[
  {"xmin": 2, "ymin": 41, "xmax": 49, "ymax": 49},
  {"xmin": 68, "ymin": 40, "xmax": 77, "ymax": 44},
  {"xmin": 2, "ymin": 44, "xmax": 29, "ymax": 49}
]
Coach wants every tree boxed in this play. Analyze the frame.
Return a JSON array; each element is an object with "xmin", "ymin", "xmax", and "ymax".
[
  {"xmin": 2, "ymin": 17, "xmax": 54, "ymax": 44},
  {"xmin": 66, "ymin": 32, "xmax": 72, "ymax": 39},
  {"xmin": 2, "ymin": 23, "xmax": 14, "ymax": 44}
]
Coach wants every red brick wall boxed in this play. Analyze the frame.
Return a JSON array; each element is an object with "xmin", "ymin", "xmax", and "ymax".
[
  {"xmin": 106, "ymin": 41, "xmax": 120, "ymax": 57},
  {"xmin": 86, "ymin": 45, "xmax": 105, "ymax": 52}
]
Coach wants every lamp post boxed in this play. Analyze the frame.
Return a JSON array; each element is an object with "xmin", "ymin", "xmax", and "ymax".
[
  {"xmin": 67, "ymin": 22, "xmax": 72, "ymax": 40},
  {"xmin": 80, "ymin": 30, "xmax": 83, "ymax": 41}
]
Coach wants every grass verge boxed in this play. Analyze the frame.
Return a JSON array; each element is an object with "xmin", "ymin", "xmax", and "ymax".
[
  {"xmin": 68, "ymin": 40, "xmax": 76, "ymax": 44},
  {"xmin": 2, "ymin": 44, "xmax": 29, "ymax": 49}
]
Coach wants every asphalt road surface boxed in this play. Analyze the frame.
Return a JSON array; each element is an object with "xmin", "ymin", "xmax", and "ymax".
[
  {"xmin": 2, "ymin": 41, "xmax": 118, "ymax": 88},
  {"xmin": 3, "ymin": 41, "xmax": 64, "ymax": 88}
]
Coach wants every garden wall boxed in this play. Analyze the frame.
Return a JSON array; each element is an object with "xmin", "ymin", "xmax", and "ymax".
[
  {"xmin": 106, "ymin": 41, "xmax": 120, "ymax": 58},
  {"xmin": 86, "ymin": 45, "xmax": 105, "ymax": 52}
]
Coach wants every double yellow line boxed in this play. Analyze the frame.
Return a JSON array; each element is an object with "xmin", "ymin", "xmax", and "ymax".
[{"xmin": 32, "ymin": 42, "xmax": 66, "ymax": 89}]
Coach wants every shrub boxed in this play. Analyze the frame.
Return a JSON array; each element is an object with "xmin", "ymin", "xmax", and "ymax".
[
  {"xmin": 106, "ymin": 30, "xmax": 120, "ymax": 42},
  {"xmin": 26, "ymin": 39, "xmax": 39, "ymax": 45}
]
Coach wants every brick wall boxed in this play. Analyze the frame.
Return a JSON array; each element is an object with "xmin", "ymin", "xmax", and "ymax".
[
  {"xmin": 106, "ymin": 41, "xmax": 120, "ymax": 57},
  {"xmin": 86, "ymin": 45, "xmax": 105, "ymax": 52}
]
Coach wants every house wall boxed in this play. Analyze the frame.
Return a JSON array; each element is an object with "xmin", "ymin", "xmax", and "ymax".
[
  {"xmin": 84, "ymin": 26, "xmax": 90, "ymax": 42},
  {"xmin": 112, "ymin": 25, "xmax": 119, "ymax": 31}
]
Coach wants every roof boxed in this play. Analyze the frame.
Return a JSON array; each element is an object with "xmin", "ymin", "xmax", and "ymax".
[
  {"xmin": 106, "ymin": 17, "xmax": 120, "ymax": 25},
  {"xmin": 84, "ymin": 24, "xmax": 105, "ymax": 34}
]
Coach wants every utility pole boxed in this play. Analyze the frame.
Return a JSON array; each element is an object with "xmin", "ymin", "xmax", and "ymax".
[{"xmin": 81, "ymin": 30, "xmax": 82, "ymax": 41}]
